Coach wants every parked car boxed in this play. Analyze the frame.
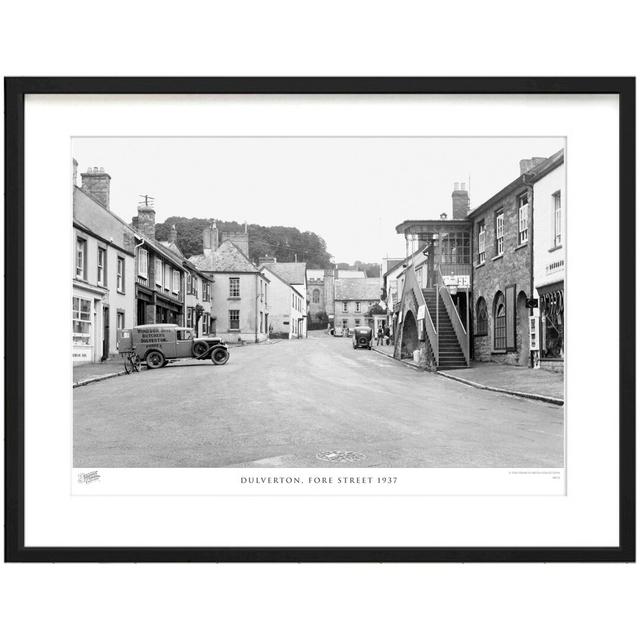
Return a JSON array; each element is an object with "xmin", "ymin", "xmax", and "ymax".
[
  {"xmin": 117, "ymin": 324, "xmax": 229, "ymax": 369},
  {"xmin": 352, "ymin": 326, "xmax": 373, "ymax": 350}
]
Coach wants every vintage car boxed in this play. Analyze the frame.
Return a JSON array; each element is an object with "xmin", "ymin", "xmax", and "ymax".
[
  {"xmin": 351, "ymin": 326, "xmax": 373, "ymax": 350},
  {"xmin": 117, "ymin": 324, "xmax": 229, "ymax": 369}
]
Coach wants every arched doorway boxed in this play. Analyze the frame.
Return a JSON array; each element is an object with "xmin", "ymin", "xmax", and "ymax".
[
  {"xmin": 516, "ymin": 291, "xmax": 529, "ymax": 366},
  {"xmin": 401, "ymin": 310, "xmax": 419, "ymax": 359}
]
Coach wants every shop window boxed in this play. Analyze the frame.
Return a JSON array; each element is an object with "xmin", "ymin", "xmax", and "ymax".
[
  {"xmin": 476, "ymin": 297, "xmax": 488, "ymax": 336},
  {"xmin": 72, "ymin": 297, "xmax": 91, "ymax": 335},
  {"xmin": 541, "ymin": 289, "xmax": 564, "ymax": 359},
  {"xmin": 494, "ymin": 292, "xmax": 506, "ymax": 350}
]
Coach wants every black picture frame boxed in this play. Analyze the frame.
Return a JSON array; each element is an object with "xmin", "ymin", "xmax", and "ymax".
[{"xmin": 4, "ymin": 77, "xmax": 635, "ymax": 563}]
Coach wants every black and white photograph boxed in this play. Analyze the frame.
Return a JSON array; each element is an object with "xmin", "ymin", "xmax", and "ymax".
[{"xmin": 72, "ymin": 136, "xmax": 566, "ymax": 475}]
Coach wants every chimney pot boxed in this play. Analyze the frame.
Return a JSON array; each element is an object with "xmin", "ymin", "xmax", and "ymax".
[{"xmin": 81, "ymin": 166, "xmax": 111, "ymax": 209}]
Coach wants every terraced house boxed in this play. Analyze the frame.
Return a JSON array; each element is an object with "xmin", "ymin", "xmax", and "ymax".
[{"xmin": 190, "ymin": 221, "xmax": 269, "ymax": 343}]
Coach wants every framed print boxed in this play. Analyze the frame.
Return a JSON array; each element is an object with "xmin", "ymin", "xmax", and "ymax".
[{"xmin": 4, "ymin": 77, "xmax": 635, "ymax": 562}]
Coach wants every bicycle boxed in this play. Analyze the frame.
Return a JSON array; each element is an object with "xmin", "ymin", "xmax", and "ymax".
[{"xmin": 122, "ymin": 350, "xmax": 141, "ymax": 374}]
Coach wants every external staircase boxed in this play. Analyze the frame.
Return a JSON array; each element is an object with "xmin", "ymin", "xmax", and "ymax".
[{"xmin": 422, "ymin": 288, "xmax": 468, "ymax": 370}]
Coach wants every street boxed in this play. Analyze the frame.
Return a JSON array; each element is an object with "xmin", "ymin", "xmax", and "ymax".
[{"xmin": 74, "ymin": 332, "xmax": 564, "ymax": 468}]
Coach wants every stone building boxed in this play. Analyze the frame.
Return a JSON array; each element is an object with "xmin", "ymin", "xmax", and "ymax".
[
  {"xmin": 130, "ymin": 203, "xmax": 186, "ymax": 326},
  {"xmin": 531, "ymin": 150, "xmax": 565, "ymax": 371},
  {"xmin": 159, "ymin": 225, "xmax": 214, "ymax": 337},
  {"xmin": 259, "ymin": 260, "xmax": 307, "ymax": 338},
  {"xmin": 73, "ymin": 164, "xmax": 136, "ymax": 364},
  {"xmin": 333, "ymin": 278, "xmax": 382, "ymax": 331},
  {"xmin": 190, "ymin": 221, "xmax": 270, "ymax": 343},
  {"xmin": 469, "ymin": 158, "xmax": 553, "ymax": 366}
]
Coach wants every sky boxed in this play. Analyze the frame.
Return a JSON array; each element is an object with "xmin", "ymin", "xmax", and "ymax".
[{"xmin": 73, "ymin": 137, "xmax": 564, "ymax": 264}]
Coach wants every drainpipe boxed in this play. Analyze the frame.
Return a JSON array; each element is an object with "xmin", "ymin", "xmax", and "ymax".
[{"xmin": 524, "ymin": 176, "xmax": 535, "ymax": 368}]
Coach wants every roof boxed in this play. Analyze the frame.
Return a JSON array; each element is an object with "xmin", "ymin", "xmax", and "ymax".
[
  {"xmin": 468, "ymin": 149, "xmax": 564, "ymax": 218},
  {"xmin": 258, "ymin": 261, "xmax": 307, "ymax": 285},
  {"xmin": 159, "ymin": 240, "xmax": 185, "ymax": 259},
  {"xmin": 334, "ymin": 277, "xmax": 381, "ymax": 301},
  {"xmin": 190, "ymin": 240, "xmax": 259, "ymax": 273}
]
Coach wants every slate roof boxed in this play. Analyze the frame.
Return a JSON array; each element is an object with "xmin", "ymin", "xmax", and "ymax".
[
  {"xmin": 334, "ymin": 277, "xmax": 381, "ymax": 301},
  {"xmin": 189, "ymin": 240, "xmax": 259, "ymax": 273},
  {"xmin": 257, "ymin": 261, "xmax": 307, "ymax": 285}
]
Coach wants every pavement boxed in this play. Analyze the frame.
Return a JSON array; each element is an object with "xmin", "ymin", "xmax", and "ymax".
[
  {"xmin": 73, "ymin": 360, "xmax": 127, "ymax": 386},
  {"xmin": 370, "ymin": 345, "xmax": 564, "ymax": 404},
  {"xmin": 74, "ymin": 331, "xmax": 564, "ymax": 468}
]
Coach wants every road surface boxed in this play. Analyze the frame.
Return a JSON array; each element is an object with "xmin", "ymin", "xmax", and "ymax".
[{"xmin": 73, "ymin": 332, "xmax": 564, "ymax": 467}]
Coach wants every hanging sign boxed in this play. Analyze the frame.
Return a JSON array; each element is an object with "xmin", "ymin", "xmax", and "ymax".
[{"xmin": 416, "ymin": 304, "xmax": 426, "ymax": 321}]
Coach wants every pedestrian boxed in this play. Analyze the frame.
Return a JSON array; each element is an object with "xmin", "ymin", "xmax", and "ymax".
[
  {"xmin": 376, "ymin": 326, "xmax": 383, "ymax": 346},
  {"xmin": 384, "ymin": 326, "xmax": 391, "ymax": 346}
]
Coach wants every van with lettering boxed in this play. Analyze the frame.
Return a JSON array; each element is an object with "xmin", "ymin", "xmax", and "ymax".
[{"xmin": 117, "ymin": 324, "xmax": 230, "ymax": 370}]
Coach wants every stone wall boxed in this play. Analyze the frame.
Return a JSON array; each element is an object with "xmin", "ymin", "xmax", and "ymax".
[{"xmin": 471, "ymin": 185, "xmax": 533, "ymax": 366}]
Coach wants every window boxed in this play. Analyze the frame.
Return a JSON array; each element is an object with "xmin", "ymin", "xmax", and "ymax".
[
  {"xmin": 355, "ymin": 319, "xmax": 361, "ymax": 326},
  {"xmin": 116, "ymin": 257, "xmax": 125, "ymax": 292},
  {"xmin": 72, "ymin": 297, "xmax": 91, "ymax": 334},
  {"xmin": 155, "ymin": 257, "xmax": 163, "ymax": 287},
  {"xmin": 494, "ymin": 293, "xmax": 506, "ymax": 350},
  {"xmin": 138, "ymin": 248, "xmax": 148, "ymax": 278},
  {"xmin": 203, "ymin": 282, "xmax": 210, "ymax": 302},
  {"xmin": 518, "ymin": 193, "xmax": 529, "ymax": 244},
  {"xmin": 229, "ymin": 309, "xmax": 240, "ymax": 330},
  {"xmin": 355, "ymin": 302, "xmax": 361, "ymax": 313},
  {"xmin": 540, "ymin": 288, "xmax": 564, "ymax": 359},
  {"xmin": 312, "ymin": 289, "xmax": 320, "ymax": 303},
  {"xmin": 260, "ymin": 311, "xmax": 264, "ymax": 333},
  {"xmin": 342, "ymin": 319, "xmax": 348, "ymax": 328},
  {"xmin": 193, "ymin": 276, "xmax": 199, "ymax": 298},
  {"xmin": 164, "ymin": 263, "xmax": 171, "ymax": 290},
  {"xmin": 553, "ymin": 191, "xmax": 562, "ymax": 247},
  {"xmin": 264, "ymin": 283, "xmax": 267, "ymax": 305},
  {"xmin": 76, "ymin": 237, "xmax": 87, "ymax": 279},
  {"xmin": 116, "ymin": 311, "xmax": 125, "ymax": 330},
  {"xmin": 229, "ymin": 277, "xmax": 240, "ymax": 298},
  {"xmin": 478, "ymin": 221, "xmax": 486, "ymax": 264},
  {"xmin": 495, "ymin": 210, "xmax": 504, "ymax": 256},
  {"xmin": 440, "ymin": 231, "xmax": 471, "ymax": 264},
  {"xmin": 342, "ymin": 301, "xmax": 348, "ymax": 313},
  {"xmin": 97, "ymin": 247, "xmax": 106, "ymax": 286},
  {"xmin": 186, "ymin": 307, "xmax": 194, "ymax": 328},
  {"xmin": 172, "ymin": 269, "xmax": 180, "ymax": 294},
  {"xmin": 187, "ymin": 274, "xmax": 192, "ymax": 294},
  {"xmin": 476, "ymin": 297, "xmax": 488, "ymax": 336}
]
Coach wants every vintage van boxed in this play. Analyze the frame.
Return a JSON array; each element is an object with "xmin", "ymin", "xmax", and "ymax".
[{"xmin": 117, "ymin": 324, "xmax": 229, "ymax": 369}]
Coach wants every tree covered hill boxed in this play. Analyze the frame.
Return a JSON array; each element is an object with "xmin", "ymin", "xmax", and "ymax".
[{"xmin": 154, "ymin": 217, "xmax": 334, "ymax": 269}]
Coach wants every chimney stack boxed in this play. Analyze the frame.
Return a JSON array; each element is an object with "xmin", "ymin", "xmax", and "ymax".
[
  {"xmin": 221, "ymin": 227, "xmax": 250, "ymax": 257},
  {"xmin": 134, "ymin": 204, "xmax": 156, "ymax": 238},
  {"xmin": 203, "ymin": 220, "xmax": 219, "ymax": 256},
  {"xmin": 519, "ymin": 157, "xmax": 546, "ymax": 175},
  {"xmin": 81, "ymin": 166, "xmax": 111, "ymax": 209},
  {"xmin": 451, "ymin": 181, "xmax": 470, "ymax": 219},
  {"xmin": 72, "ymin": 158, "xmax": 78, "ymax": 187},
  {"xmin": 168, "ymin": 224, "xmax": 178, "ymax": 244}
]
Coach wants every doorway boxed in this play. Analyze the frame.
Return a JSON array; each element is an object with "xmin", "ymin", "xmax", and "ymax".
[
  {"xmin": 102, "ymin": 305, "xmax": 110, "ymax": 360},
  {"xmin": 517, "ymin": 291, "xmax": 530, "ymax": 366}
]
